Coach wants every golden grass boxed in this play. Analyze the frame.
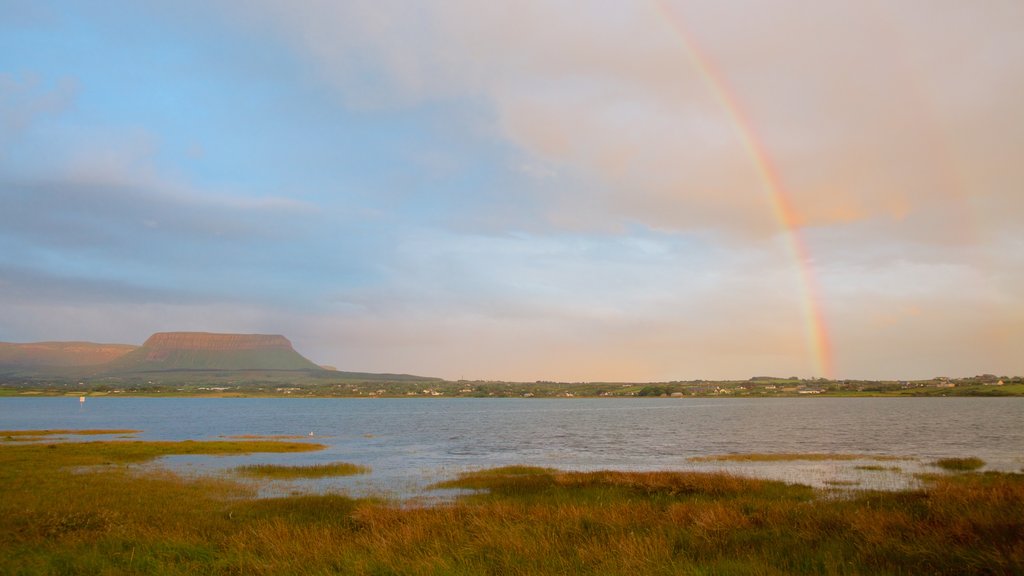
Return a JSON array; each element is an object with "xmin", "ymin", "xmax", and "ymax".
[
  {"xmin": 1, "ymin": 438, "xmax": 1022, "ymax": 575},
  {"xmin": 234, "ymin": 462, "xmax": 370, "ymax": 478},
  {"xmin": 689, "ymin": 452, "xmax": 908, "ymax": 463}
]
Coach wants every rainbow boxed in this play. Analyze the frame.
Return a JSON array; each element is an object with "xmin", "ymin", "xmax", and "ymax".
[{"xmin": 655, "ymin": 0, "xmax": 835, "ymax": 378}]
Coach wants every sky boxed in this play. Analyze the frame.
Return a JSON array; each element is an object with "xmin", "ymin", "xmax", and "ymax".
[{"xmin": 1, "ymin": 0, "xmax": 1022, "ymax": 381}]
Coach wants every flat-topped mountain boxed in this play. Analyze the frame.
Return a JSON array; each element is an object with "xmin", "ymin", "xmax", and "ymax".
[
  {"xmin": 141, "ymin": 332, "xmax": 295, "ymax": 352},
  {"xmin": 0, "ymin": 332, "xmax": 436, "ymax": 382},
  {"xmin": 105, "ymin": 332, "xmax": 323, "ymax": 372},
  {"xmin": 0, "ymin": 341, "xmax": 137, "ymax": 369}
]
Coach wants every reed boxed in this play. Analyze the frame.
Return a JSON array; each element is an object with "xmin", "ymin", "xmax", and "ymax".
[
  {"xmin": 234, "ymin": 462, "xmax": 370, "ymax": 478},
  {"xmin": 1, "ymin": 436, "xmax": 1021, "ymax": 575},
  {"xmin": 933, "ymin": 457, "xmax": 986, "ymax": 471},
  {"xmin": 689, "ymin": 452, "xmax": 907, "ymax": 462},
  {"xmin": 855, "ymin": 464, "xmax": 902, "ymax": 472},
  {"xmin": 219, "ymin": 434, "xmax": 311, "ymax": 439},
  {"xmin": 1, "ymin": 428, "xmax": 140, "ymax": 437}
]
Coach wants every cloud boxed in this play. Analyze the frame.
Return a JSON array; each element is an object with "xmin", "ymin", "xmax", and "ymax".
[
  {"xmin": 0, "ymin": 263, "xmax": 201, "ymax": 306},
  {"xmin": 291, "ymin": 227, "xmax": 1022, "ymax": 381},
  {"xmin": 0, "ymin": 299, "xmax": 304, "ymax": 347},
  {"xmin": 241, "ymin": 0, "xmax": 1024, "ymax": 241},
  {"xmin": 0, "ymin": 70, "xmax": 317, "ymax": 253},
  {"xmin": 305, "ymin": 228, "xmax": 826, "ymax": 380},
  {"xmin": 1, "ymin": 1, "xmax": 1020, "ymax": 380},
  {"xmin": 0, "ymin": 0, "xmax": 57, "ymax": 26},
  {"xmin": 0, "ymin": 73, "xmax": 77, "ymax": 154},
  {"xmin": 0, "ymin": 93, "xmax": 344, "ymax": 314},
  {"xmin": 230, "ymin": 0, "xmax": 1023, "ymax": 379}
]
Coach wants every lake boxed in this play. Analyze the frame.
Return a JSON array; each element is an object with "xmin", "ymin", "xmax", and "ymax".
[{"xmin": 2, "ymin": 397, "xmax": 1021, "ymax": 498}]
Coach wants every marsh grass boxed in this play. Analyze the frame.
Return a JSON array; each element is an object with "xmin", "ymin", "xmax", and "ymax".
[
  {"xmin": 0, "ymin": 439, "xmax": 325, "ymax": 478},
  {"xmin": 1, "ymin": 429, "xmax": 141, "ymax": 442},
  {"xmin": 855, "ymin": 464, "xmax": 902, "ymax": 472},
  {"xmin": 823, "ymin": 479, "xmax": 860, "ymax": 486},
  {"xmin": 220, "ymin": 434, "xmax": 311, "ymax": 439},
  {"xmin": 690, "ymin": 452, "xmax": 908, "ymax": 463},
  {"xmin": 234, "ymin": 462, "xmax": 370, "ymax": 478},
  {"xmin": 1, "ymin": 436, "xmax": 1022, "ymax": 575},
  {"xmin": 0, "ymin": 429, "xmax": 141, "ymax": 436},
  {"xmin": 933, "ymin": 457, "xmax": 986, "ymax": 471}
]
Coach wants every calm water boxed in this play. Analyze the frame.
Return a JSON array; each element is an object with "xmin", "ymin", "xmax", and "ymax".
[{"xmin": 2, "ymin": 397, "xmax": 1021, "ymax": 498}]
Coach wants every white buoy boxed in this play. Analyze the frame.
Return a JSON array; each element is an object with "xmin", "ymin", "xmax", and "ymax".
[{"xmin": 79, "ymin": 396, "xmax": 85, "ymax": 403}]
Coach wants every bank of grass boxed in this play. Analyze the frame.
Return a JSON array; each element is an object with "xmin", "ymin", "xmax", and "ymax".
[
  {"xmin": 219, "ymin": 434, "xmax": 312, "ymax": 439},
  {"xmin": 0, "ymin": 439, "xmax": 323, "ymax": 467},
  {"xmin": 855, "ymin": 464, "xmax": 902, "ymax": 472},
  {"xmin": 690, "ymin": 452, "xmax": 908, "ymax": 463},
  {"xmin": 933, "ymin": 457, "xmax": 986, "ymax": 471},
  {"xmin": 2, "ymin": 428, "xmax": 143, "ymax": 440},
  {"xmin": 1, "ymin": 439, "xmax": 1022, "ymax": 575},
  {"xmin": 1, "ymin": 426, "xmax": 144, "ymax": 434},
  {"xmin": 234, "ymin": 462, "xmax": 370, "ymax": 478}
]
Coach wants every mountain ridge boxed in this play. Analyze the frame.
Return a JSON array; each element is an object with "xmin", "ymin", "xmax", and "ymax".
[
  {"xmin": 0, "ymin": 332, "xmax": 439, "ymax": 382},
  {"xmin": 102, "ymin": 332, "xmax": 323, "ymax": 373},
  {"xmin": 0, "ymin": 341, "xmax": 137, "ymax": 369},
  {"xmin": 141, "ymin": 332, "xmax": 295, "ymax": 352}
]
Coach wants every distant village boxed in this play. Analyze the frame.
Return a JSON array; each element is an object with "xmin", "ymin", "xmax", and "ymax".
[{"xmin": 4, "ymin": 373, "xmax": 1021, "ymax": 399}]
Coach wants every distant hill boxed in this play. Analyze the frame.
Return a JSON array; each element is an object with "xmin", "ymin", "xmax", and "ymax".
[
  {"xmin": 0, "ymin": 332, "xmax": 439, "ymax": 382},
  {"xmin": 103, "ymin": 332, "xmax": 323, "ymax": 373},
  {"xmin": 0, "ymin": 341, "xmax": 136, "ymax": 371}
]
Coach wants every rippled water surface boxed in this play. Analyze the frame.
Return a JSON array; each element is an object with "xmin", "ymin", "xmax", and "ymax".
[{"xmin": 3, "ymin": 397, "xmax": 1021, "ymax": 497}]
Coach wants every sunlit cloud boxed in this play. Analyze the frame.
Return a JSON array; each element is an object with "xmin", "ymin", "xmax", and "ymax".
[
  {"xmin": 0, "ymin": 0, "xmax": 1021, "ymax": 379},
  {"xmin": 248, "ymin": 0, "xmax": 1024, "ymax": 235}
]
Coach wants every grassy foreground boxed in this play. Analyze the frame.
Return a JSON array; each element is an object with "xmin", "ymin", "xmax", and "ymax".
[{"xmin": 2, "ymin": 440, "xmax": 1022, "ymax": 575}]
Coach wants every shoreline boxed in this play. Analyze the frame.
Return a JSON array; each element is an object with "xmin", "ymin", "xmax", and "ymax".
[{"xmin": 4, "ymin": 387, "xmax": 1023, "ymax": 399}]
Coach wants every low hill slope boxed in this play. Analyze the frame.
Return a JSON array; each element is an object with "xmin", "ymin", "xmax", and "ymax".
[
  {"xmin": 0, "ymin": 341, "xmax": 136, "ymax": 370},
  {"xmin": 104, "ymin": 332, "xmax": 323, "ymax": 373}
]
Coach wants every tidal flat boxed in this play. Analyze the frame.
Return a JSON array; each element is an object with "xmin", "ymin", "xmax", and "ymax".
[{"xmin": 1, "ymin": 435, "xmax": 1022, "ymax": 575}]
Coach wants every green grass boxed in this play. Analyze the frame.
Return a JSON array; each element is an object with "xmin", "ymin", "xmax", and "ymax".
[
  {"xmin": 1, "ymin": 436, "xmax": 1022, "ymax": 575},
  {"xmin": 234, "ymin": 462, "xmax": 370, "ymax": 478},
  {"xmin": 0, "ymin": 439, "xmax": 324, "ymax": 469},
  {"xmin": 933, "ymin": 457, "xmax": 986, "ymax": 471}
]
